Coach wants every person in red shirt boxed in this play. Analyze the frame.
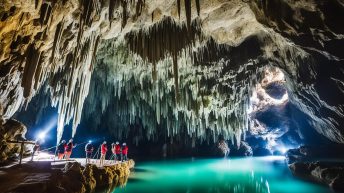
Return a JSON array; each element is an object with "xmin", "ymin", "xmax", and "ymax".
[
  {"xmin": 65, "ymin": 139, "xmax": 76, "ymax": 160},
  {"xmin": 100, "ymin": 141, "xmax": 107, "ymax": 166},
  {"xmin": 114, "ymin": 142, "xmax": 121, "ymax": 162},
  {"xmin": 121, "ymin": 143, "xmax": 128, "ymax": 162},
  {"xmin": 57, "ymin": 140, "xmax": 66, "ymax": 160}
]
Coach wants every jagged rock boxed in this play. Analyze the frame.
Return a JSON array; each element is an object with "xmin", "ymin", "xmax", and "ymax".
[
  {"xmin": 0, "ymin": 160, "xmax": 135, "ymax": 193},
  {"xmin": 82, "ymin": 164, "xmax": 97, "ymax": 191},
  {"xmin": 230, "ymin": 141, "xmax": 253, "ymax": 157},
  {"xmin": 0, "ymin": 118, "xmax": 27, "ymax": 163},
  {"xmin": 289, "ymin": 161, "xmax": 344, "ymax": 192},
  {"xmin": 286, "ymin": 146, "xmax": 344, "ymax": 164},
  {"xmin": 0, "ymin": 0, "xmax": 344, "ymax": 154}
]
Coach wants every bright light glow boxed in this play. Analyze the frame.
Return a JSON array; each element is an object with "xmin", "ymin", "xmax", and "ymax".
[
  {"xmin": 34, "ymin": 115, "xmax": 57, "ymax": 142},
  {"xmin": 279, "ymin": 147, "xmax": 288, "ymax": 154},
  {"xmin": 248, "ymin": 67, "xmax": 288, "ymax": 115},
  {"xmin": 37, "ymin": 131, "xmax": 46, "ymax": 140},
  {"xmin": 88, "ymin": 140, "xmax": 92, "ymax": 143},
  {"xmin": 256, "ymin": 156, "xmax": 286, "ymax": 161}
]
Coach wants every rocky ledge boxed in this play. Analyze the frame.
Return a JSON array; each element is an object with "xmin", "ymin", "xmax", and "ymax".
[
  {"xmin": 289, "ymin": 161, "xmax": 344, "ymax": 192},
  {"xmin": 0, "ymin": 159, "xmax": 135, "ymax": 193},
  {"xmin": 287, "ymin": 146, "xmax": 344, "ymax": 192}
]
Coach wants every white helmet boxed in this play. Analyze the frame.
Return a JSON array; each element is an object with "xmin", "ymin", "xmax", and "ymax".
[
  {"xmin": 116, "ymin": 141, "xmax": 119, "ymax": 145},
  {"xmin": 123, "ymin": 143, "xmax": 126, "ymax": 146},
  {"xmin": 61, "ymin": 140, "xmax": 66, "ymax": 143},
  {"xmin": 103, "ymin": 141, "xmax": 107, "ymax": 144}
]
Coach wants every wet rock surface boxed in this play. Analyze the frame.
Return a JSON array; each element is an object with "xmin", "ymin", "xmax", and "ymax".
[
  {"xmin": 0, "ymin": 160, "xmax": 134, "ymax": 193},
  {"xmin": 286, "ymin": 146, "xmax": 344, "ymax": 164},
  {"xmin": 289, "ymin": 161, "xmax": 344, "ymax": 192},
  {"xmin": 0, "ymin": 0, "xmax": 343, "ymax": 148},
  {"xmin": 0, "ymin": 118, "xmax": 28, "ymax": 164},
  {"xmin": 287, "ymin": 146, "xmax": 344, "ymax": 192}
]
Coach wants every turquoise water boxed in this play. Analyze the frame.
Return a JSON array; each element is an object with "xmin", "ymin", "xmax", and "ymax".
[{"xmin": 112, "ymin": 157, "xmax": 333, "ymax": 193}]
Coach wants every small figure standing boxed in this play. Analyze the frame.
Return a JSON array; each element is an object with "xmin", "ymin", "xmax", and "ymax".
[
  {"xmin": 100, "ymin": 141, "xmax": 108, "ymax": 166},
  {"xmin": 57, "ymin": 140, "xmax": 66, "ymax": 160},
  {"xmin": 65, "ymin": 139, "xmax": 76, "ymax": 160},
  {"xmin": 30, "ymin": 140, "xmax": 40, "ymax": 161},
  {"xmin": 114, "ymin": 142, "xmax": 121, "ymax": 162},
  {"xmin": 85, "ymin": 141, "xmax": 94, "ymax": 164},
  {"xmin": 121, "ymin": 143, "xmax": 128, "ymax": 162}
]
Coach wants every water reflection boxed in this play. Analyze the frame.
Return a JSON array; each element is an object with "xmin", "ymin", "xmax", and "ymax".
[
  {"xmin": 96, "ymin": 175, "xmax": 129, "ymax": 193},
  {"xmin": 94, "ymin": 158, "xmax": 333, "ymax": 193},
  {"xmin": 198, "ymin": 171, "xmax": 270, "ymax": 193}
]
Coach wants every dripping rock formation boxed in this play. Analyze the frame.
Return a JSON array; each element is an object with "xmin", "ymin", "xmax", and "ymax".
[{"xmin": 0, "ymin": 0, "xmax": 344, "ymax": 160}]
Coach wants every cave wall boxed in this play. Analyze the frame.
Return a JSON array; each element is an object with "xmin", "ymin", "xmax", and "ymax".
[{"xmin": 1, "ymin": 0, "xmax": 344, "ymax": 150}]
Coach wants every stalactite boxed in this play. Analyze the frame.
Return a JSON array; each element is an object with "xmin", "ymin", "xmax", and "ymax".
[
  {"xmin": 151, "ymin": 11, "xmax": 154, "ymax": 22},
  {"xmin": 173, "ymin": 52, "xmax": 179, "ymax": 103},
  {"xmin": 79, "ymin": 35, "xmax": 268, "ymax": 145},
  {"xmin": 0, "ymin": 0, "xmax": 324, "ymax": 149},
  {"xmin": 121, "ymin": 0, "xmax": 128, "ymax": 29},
  {"xmin": 82, "ymin": 0, "xmax": 96, "ymax": 27},
  {"xmin": 22, "ymin": 44, "xmax": 41, "ymax": 98},
  {"xmin": 125, "ymin": 17, "xmax": 202, "ymax": 101},
  {"xmin": 39, "ymin": 3, "xmax": 51, "ymax": 26},
  {"xmin": 184, "ymin": 0, "xmax": 191, "ymax": 30},
  {"xmin": 135, "ymin": 0, "xmax": 144, "ymax": 18},
  {"xmin": 195, "ymin": 0, "xmax": 200, "ymax": 16},
  {"xmin": 50, "ymin": 21, "xmax": 64, "ymax": 63},
  {"xmin": 109, "ymin": 0, "xmax": 116, "ymax": 21},
  {"xmin": 177, "ymin": 0, "xmax": 181, "ymax": 19},
  {"xmin": 33, "ymin": 52, "xmax": 44, "ymax": 90}
]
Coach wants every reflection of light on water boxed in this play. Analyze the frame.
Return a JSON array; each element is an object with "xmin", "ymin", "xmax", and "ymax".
[
  {"xmin": 205, "ymin": 157, "xmax": 279, "ymax": 193},
  {"xmin": 256, "ymin": 156, "xmax": 285, "ymax": 161},
  {"xmin": 221, "ymin": 170, "xmax": 271, "ymax": 193},
  {"xmin": 208, "ymin": 156, "xmax": 285, "ymax": 172},
  {"xmin": 242, "ymin": 170, "xmax": 270, "ymax": 193}
]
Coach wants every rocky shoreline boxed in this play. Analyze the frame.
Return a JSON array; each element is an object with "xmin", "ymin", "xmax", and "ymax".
[
  {"xmin": 289, "ymin": 161, "xmax": 344, "ymax": 192},
  {"xmin": 287, "ymin": 146, "xmax": 344, "ymax": 192},
  {"xmin": 0, "ymin": 159, "xmax": 135, "ymax": 193}
]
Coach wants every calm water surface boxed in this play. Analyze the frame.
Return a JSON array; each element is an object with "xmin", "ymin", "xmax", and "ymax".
[{"xmin": 112, "ymin": 157, "xmax": 333, "ymax": 193}]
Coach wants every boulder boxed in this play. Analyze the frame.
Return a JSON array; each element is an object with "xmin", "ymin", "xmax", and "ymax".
[
  {"xmin": 289, "ymin": 161, "xmax": 344, "ymax": 192},
  {"xmin": 0, "ymin": 119, "xmax": 27, "ymax": 163}
]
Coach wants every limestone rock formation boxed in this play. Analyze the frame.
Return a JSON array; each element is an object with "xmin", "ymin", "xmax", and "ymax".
[
  {"xmin": 0, "ymin": 0, "xmax": 344, "ymax": 151},
  {"xmin": 0, "ymin": 160, "xmax": 134, "ymax": 193},
  {"xmin": 289, "ymin": 161, "xmax": 344, "ymax": 192},
  {"xmin": 0, "ymin": 118, "xmax": 27, "ymax": 163},
  {"xmin": 286, "ymin": 145, "xmax": 344, "ymax": 164}
]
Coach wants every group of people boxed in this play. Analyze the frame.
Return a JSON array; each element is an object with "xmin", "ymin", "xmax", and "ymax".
[
  {"xmin": 57, "ymin": 139, "xmax": 76, "ymax": 160},
  {"xmin": 52, "ymin": 139, "xmax": 129, "ymax": 166},
  {"xmin": 85, "ymin": 140, "xmax": 129, "ymax": 166}
]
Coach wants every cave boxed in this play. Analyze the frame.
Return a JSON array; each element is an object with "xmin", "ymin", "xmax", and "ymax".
[{"xmin": 1, "ymin": 0, "xmax": 344, "ymax": 193}]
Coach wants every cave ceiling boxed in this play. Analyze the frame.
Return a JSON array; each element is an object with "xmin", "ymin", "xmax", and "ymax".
[{"xmin": 0, "ymin": 0, "xmax": 344, "ymax": 145}]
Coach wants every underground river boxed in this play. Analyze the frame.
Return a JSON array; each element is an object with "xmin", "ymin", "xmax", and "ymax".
[{"xmin": 108, "ymin": 157, "xmax": 333, "ymax": 193}]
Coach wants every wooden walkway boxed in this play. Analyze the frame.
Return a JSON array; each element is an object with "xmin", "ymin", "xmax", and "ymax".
[{"xmin": 1, "ymin": 152, "xmax": 124, "ymax": 169}]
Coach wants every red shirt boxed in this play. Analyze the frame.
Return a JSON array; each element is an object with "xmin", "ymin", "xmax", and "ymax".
[
  {"xmin": 122, "ymin": 146, "xmax": 128, "ymax": 155},
  {"xmin": 65, "ymin": 143, "xmax": 72, "ymax": 152},
  {"xmin": 101, "ymin": 144, "xmax": 108, "ymax": 154},
  {"xmin": 115, "ymin": 145, "xmax": 121, "ymax": 154}
]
